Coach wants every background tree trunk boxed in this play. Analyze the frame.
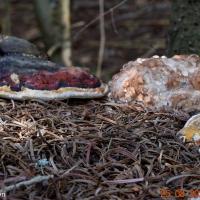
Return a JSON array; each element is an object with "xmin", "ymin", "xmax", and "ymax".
[
  {"xmin": 34, "ymin": 0, "xmax": 72, "ymax": 66},
  {"xmin": 167, "ymin": 0, "xmax": 200, "ymax": 56},
  {"xmin": 2, "ymin": 0, "xmax": 11, "ymax": 35},
  {"xmin": 33, "ymin": 0, "xmax": 58, "ymax": 48},
  {"xmin": 61, "ymin": 0, "xmax": 72, "ymax": 67}
]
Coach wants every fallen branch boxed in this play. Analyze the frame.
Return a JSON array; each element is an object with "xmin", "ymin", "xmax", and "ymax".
[{"xmin": 0, "ymin": 175, "xmax": 54, "ymax": 193}]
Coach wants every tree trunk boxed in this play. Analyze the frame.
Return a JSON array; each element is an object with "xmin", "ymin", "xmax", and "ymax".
[
  {"xmin": 61, "ymin": 0, "xmax": 72, "ymax": 67},
  {"xmin": 167, "ymin": 0, "xmax": 200, "ymax": 56},
  {"xmin": 33, "ymin": 0, "xmax": 58, "ymax": 48},
  {"xmin": 2, "ymin": 0, "xmax": 11, "ymax": 35}
]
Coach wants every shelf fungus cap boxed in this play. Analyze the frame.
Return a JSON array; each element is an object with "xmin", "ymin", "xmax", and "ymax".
[
  {"xmin": 0, "ymin": 65, "xmax": 108, "ymax": 100},
  {"xmin": 0, "ymin": 57, "xmax": 108, "ymax": 100},
  {"xmin": 0, "ymin": 35, "xmax": 41, "ymax": 57},
  {"xmin": 0, "ymin": 35, "xmax": 108, "ymax": 100}
]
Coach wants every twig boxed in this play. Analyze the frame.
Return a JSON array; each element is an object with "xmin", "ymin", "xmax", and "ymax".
[
  {"xmin": 111, "ymin": 8, "xmax": 119, "ymax": 34},
  {"xmin": 96, "ymin": 0, "xmax": 105, "ymax": 78},
  {"xmin": 105, "ymin": 2, "xmax": 170, "ymax": 26},
  {"xmin": 73, "ymin": 0, "xmax": 128, "ymax": 40},
  {"xmin": 103, "ymin": 177, "xmax": 144, "ymax": 184},
  {"xmin": 60, "ymin": 160, "xmax": 82, "ymax": 178},
  {"xmin": 0, "ymin": 175, "xmax": 54, "ymax": 193},
  {"xmin": 142, "ymin": 41, "xmax": 162, "ymax": 58},
  {"xmin": 97, "ymin": 114, "xmax": 117, "ymax": 125},
  {"xmin": 47, "ymin": 42, "xmax": 61, "ymax": 57},
  {"xmin": 166, "ymin": 174, "xmax": 200, "ymax": 184}
]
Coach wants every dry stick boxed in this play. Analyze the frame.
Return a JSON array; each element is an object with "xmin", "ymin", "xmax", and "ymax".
[
  {"xmin": 111, "ymin": 9, "xmax": 119, "ymax": 34},
  {"xmin": 103, "ymin": 177, "xmax": 144, "ymax": 184},
  {"xmin": 61, "ymin": 0, "xmax": 72, "ymax": 67},
  {"xmin": 0, "ymin": 175, "xmax": 54, "ymax": 193},
  {"xmin": 166, "ymin": 174, "xmax": 200, "ymax": 184},
  {"xmin": 73, "ymin": 0, "xmax": 128, "ymax": 41},
  {"xmin": 96, "ymin": 0, "xmax": 105, "ymax": 78}
]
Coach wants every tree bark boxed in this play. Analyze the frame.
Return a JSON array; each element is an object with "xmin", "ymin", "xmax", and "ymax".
[{"xmin": 167, "ymin": 0, "xmax": 200, "ymax": 56}]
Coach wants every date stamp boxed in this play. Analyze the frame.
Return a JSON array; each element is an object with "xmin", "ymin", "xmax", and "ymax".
[
  {"xmin": 160, "ymin": 188, "xmax": 200, "ymax": 199},
  {"xmin": 0, "ymin": 192, "xmax": 6, "ymax": 199}
]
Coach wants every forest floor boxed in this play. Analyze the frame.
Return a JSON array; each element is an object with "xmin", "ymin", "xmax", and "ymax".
[
  {"xmin": 0, "ymin": 99, "xmax": 199, "ymax": 199},
  {"xmin": 0, "ymin": 1, "xmax": 199, "ymax": 199}
]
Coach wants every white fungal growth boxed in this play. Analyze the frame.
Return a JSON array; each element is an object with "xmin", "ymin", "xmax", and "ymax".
[
  {"xmin": 10, "ymin": 73, "xmax": 20, "ymax": 84},
  {"xmin": 110, "ymin": 54, "xmax": 200, "ymax": 112}
]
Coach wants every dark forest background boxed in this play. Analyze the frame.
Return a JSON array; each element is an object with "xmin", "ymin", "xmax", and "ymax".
[{"xmin": 1, "ymin": 0, "xmax": 199, "ymax": 81}]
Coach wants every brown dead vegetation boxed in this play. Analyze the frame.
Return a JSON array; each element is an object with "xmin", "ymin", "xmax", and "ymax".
[{"xmin": 0, "ymin": 99, "xmax": 199, "ymax": 199}]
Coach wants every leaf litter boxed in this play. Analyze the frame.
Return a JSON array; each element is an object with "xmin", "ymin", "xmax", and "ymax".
[{"xmin": 0, "ymin": 99, "xmax": 199, "ymax": 199}]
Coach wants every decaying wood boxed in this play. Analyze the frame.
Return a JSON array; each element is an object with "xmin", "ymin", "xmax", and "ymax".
[{"xmin": 110, "ymin": 54, "xmax": 200, "ymax": 112}]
